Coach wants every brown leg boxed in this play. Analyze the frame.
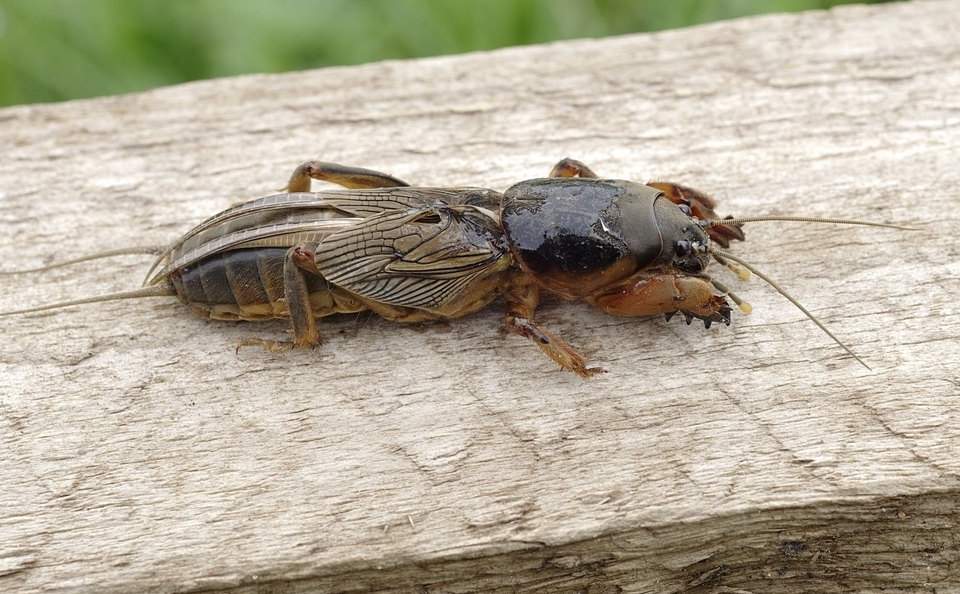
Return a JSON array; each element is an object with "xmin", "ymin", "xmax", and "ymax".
[
  {"xmin": 548, "ymin": 157, "xmax": 599, "ymax": 178},
  {"xmin": 502, "ymin": 271, "xmax": 604, "ymax": 377},
  {"xmin": 285, "ymin": 160, "xmax": 411, "ymax": 192},
  {"xmin": 236, "ymin": 244, "xmax": 323, "ymax": 353}
]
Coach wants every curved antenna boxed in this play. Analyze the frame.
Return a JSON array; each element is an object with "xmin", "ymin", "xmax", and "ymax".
[
  {"xmin": 710, "ymin": 247, "xmax": 870, "ymax": 370},
  {"xmin": 0, "ymin": 284, "xmax": 176, "ymax": 317}
]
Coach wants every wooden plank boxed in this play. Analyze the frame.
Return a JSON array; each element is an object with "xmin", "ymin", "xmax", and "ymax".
[{"xmin": 1, "ymin": 1, "xmax": 958, "ymax": 592}]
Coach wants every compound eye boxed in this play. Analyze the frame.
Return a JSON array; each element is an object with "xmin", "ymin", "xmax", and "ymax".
[
  {"xmin": 677, "ymin": 204, "xmax": 693, "ymax": 217},
  {"xmin": 675, "ymin": 240, "xmax": 692, "ymax": 257}
]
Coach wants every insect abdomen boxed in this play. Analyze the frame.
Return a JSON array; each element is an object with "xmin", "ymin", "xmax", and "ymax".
[{"xmin": 171, "ymin": 248, "xmax": 331, "ymax": 321}]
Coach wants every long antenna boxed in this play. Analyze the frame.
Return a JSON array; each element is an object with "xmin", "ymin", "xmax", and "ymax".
[
  {"xmin": 710, "ymin": 247, "xmax": 870, "ymax": 370},
  {"xmin": 0, "ymin": 246, "xmax": 166, "ymax": 275},
  {"xmin": 0, "ymin": 284, "xmax": 176, "ymax": 317},
  {"xmin": 705, "ymin": 216, "xmax": 916, "ymax": 231}
]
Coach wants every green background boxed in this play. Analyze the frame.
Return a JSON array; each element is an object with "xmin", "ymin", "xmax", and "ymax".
[{"xmin": 0, "ymin": 0, "xmax": 892, "ymax": 106}]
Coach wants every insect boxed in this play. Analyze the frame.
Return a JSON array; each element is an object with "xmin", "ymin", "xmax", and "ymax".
[{"xmin": 0, "ymin": 158, "xmax": 907, "ymax": 376}]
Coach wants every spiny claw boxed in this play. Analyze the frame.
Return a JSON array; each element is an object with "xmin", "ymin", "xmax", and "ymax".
[
  {"xmin": 665, "ymin": 299, "xmax": 731, "ymax": 328},
  {"xmin": 719, "ymin": 303, "xmax": 732, "ymax": 325}
]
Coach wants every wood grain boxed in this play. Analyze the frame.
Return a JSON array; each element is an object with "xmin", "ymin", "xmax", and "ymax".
[{"xmin": 1, "ymin": 2, "xmax": 958, "ymax": 592}]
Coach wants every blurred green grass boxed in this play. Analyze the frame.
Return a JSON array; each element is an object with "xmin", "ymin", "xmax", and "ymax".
[{"xmin": 0, "ymin": 0, "xmax": 891, "ymax": 106}]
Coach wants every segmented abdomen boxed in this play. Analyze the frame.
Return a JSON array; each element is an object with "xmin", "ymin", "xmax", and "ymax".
[{"xmin": 170, "ymin": 248, "xmax": 330, "ymax": 321}]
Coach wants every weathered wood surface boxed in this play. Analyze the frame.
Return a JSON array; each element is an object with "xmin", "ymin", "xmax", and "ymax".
[{"xmin": 1, "ymin": 2, "xmax": 958, "ymax": 593}]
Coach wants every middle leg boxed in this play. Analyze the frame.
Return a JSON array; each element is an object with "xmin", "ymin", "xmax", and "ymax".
[{"xmin": 502, "ymin": 270, "xmax": 604, "ymax": 377}]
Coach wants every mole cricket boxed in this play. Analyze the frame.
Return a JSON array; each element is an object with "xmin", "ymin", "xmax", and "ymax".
[{"xmin": 0, "ymin": 158, "xmax": 909, "ymax": 376}]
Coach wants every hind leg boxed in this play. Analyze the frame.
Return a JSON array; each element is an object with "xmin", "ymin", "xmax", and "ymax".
[
  {"xmin": 236, "ymin": 244, "xmax": 323, "ymax": 353},
  {"xmin": 285, "ymin": 161, "xmax": 410, "ymax": 192}
]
